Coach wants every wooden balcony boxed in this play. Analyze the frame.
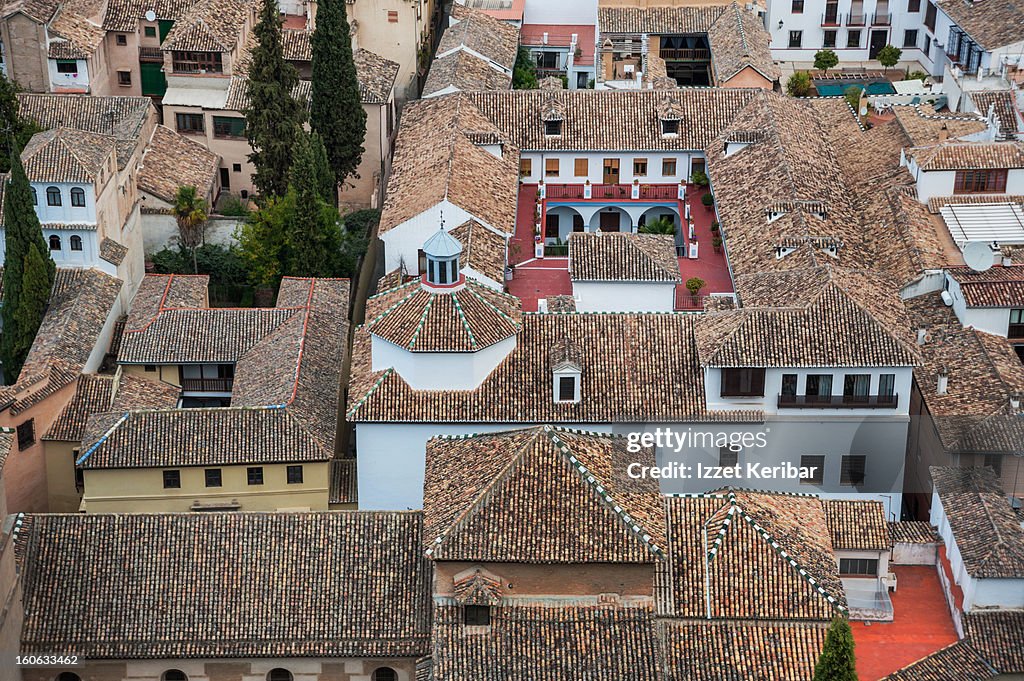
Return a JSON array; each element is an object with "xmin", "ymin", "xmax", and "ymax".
[
  {"xmin": 659, "ymin": 48, "xmax": 710, "ymax": 62},
  {"xmin": 139, "ymin": 46, "xmax": 163, "ymax": 63},
  {"xmin": 181, "ymin": 377, "xmax": 234, "ymax": 393},
  {"xmin": 777, "ymin": 393, "xmax": 899, "ymax": 408}
]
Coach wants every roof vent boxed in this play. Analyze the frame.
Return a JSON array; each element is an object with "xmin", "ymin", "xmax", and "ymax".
[{"xmin": 937, "ymin": 366, "xmax": 949, "ymax": 395}]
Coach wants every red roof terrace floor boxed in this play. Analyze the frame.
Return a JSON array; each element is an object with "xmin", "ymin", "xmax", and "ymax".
[{"xmin": 851, "ymin": 565, "xmax": 958, "ymax": 681}]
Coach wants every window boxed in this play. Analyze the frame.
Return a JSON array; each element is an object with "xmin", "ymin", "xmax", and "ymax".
[
  {"xmin": 205, "ymin": 468, "xmax": 222, "ymax": 487},
  {"xmin": 212, "ymin": 116, "xmax": 246, "ymax": 138},
  {"xmin": 805, "ymin": 374, "xmax": 832, "ymax": 399},
  {"xmin": 633, "ymin": 158, "xmax": 648, "ymax": 176},
  {"xmin": 690, "ymin": 158, "xmax": 705, "ymax": 177},
  {"xmin": 721, "ymin": 368, "xmax": 766, "ymax": 397},
  {"xmin": 572, "ymin": 214, "xmax": 584, "ymax": 231},
  {"xmin": 908, "ymin": 0, "xmax": 920, "ymax": 10},
  {"xmin": 55, "ymin": 59, "xmax": 78, "ymax": 74},
  {"xmin": 953, "ymin": 169, "xmax": 1008, "ymax": 194},
  {"xmin": 847, "ymin": 30, "xmax": 861, "ymax": 48},
  {"xmin": 800, "ymin": 455, "xmax": 825, "ymax": 484},
  {"xmin": 545, "ymin": 214, "xmax": 559, "ymax": 238},
  {"xmin": 464, "ymin": 604, "xmax": 491, "ymax": 625},
  {"xmin": 57, "ymin": 674, "xmax": 82, "ymax": 681},
  {"xmin": 791, "ymin": 0, "xmax": 804, "ymax": 11},
  {"xmin": 520, "ymin": 158, "xmax": 532, "ymax": 176},
  {"xmin": 163, "ymin": 470, "xmax": 181, "ymax": 488},
  {"xmin": 823, "ymin": 30, "xmax": 837, "ymax": 48},
  {"xmin": 662, "ymin": 158, "xmax": 677, "ymax": 176},
  {"xmin": 232, "ymin": 163, "xmax": 242, "ymax": 172},
  {"xmin": 267, "ymin": 671, "xmax": 293, "ymax": 681},
  {"xmin": 574, "ymin": 158, "xmax": 589, "ymax": 176},
  {"xmin": 70, "ymin": 234, "xmax": 83, "ymax": 251},
  {"xmin": 171, "ymin": 50, "xmax": 223, "ymax": 73},
  {"xmin": 903, "ymin": 29, "xmax": 918, "ymax": 48},
  {"xmin": 878, "ymin": 373, "xmax": 895, "ymax": 400},
  {"xmin": 175, "ymin": 113, "xmax": 205, "ymax": 134},
  {"xmin": 545, "ymin": 158, "xmax": 559, "ymax": 177},
  {"xmin": 839, "ymin": 558, "xmax": 878, "ymax": 576},
  {"xmin": 16, "ymin": 419, "xmax": 34, "ymax": 450},
  {"xmin": 49, "ymin": 235, "xmax": 62, "ymax": 251},
  {"xmin": 1010, "ymin": 309, "xmax": 1024, "ymax": 339},
  {"xmin": 983, "ymin": 454, "xmax": 1003, "ymax": 476},
  {"xmin": 843, "ymin": 374, "xmax": 871, "ymax": 400},
  {"xmin": 924, "ymin": 1, "xmax": 936, "ymax": 30},
  {"xmin": 247, "ymin": 467, "xmax": 264, "ymax": 485},
  {"xmin": 661, "ymin": 119, "xmax": 679, "ymax": 135},
  {"xmin": 387, "ymin": 9, "xmax": 399, "ymax": 22},
  {"xmin": 162, "ymin": 672, "xmax": 188, "ymax": 681},
  {"xmin": 116, "ymin": 34, "xmax": 128, "ymax": 45},
  {"xmin": 840, "ymin": 455, "xmax": 866, "ymax": 486},
  {"xmin": 70, "ymin": 187, "xmax": 86, "ymax": 206},
  {"xmin": 372, "ymin": 670, "xmax": 397, "ymax": 681},
  {"xmin": 287, "ymin": 465, "xmax": 303, "ymax": 484},
  {"xmin": 30, "ymin": 187, "xmax": 36, "ymax": 205},
  {"xmin": 544, "ymin": 120, "xmax": 562, "ymax": 136},
  {"xmin": 46, "ymin": 186, "xmax": 62, "ymax": 206},
  {"xmin": 144, "ymin": 25, "xmax": 157, "ymax": 37},
  {"xmin": 719, "ymin": 446, "xmax": 738, "ymax": 468},
  {"xmin": 789, "ymin": 30, "xmax": 803, "ymax": 48},
  {"xmin": 781, "ymin": 373, "xmax": 798, "ymax": 397},
  {"xmin": 558, "ymin": 375, "xmax": 576, "ymax": 401}
]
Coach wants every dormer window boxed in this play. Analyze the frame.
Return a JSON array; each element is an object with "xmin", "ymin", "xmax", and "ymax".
[
  {"xmin": 558, "ymin": 375, "xmax": 576, "ymax": 401},
  {"xmin": 549, "ymin": 336, "xmax": 582, "ymax": 403},
  {"xmin": 545, "ymin": 119, "xmax": 562, "ymax": 136},
  {"xmin": 464, "ymin": 604, "xmax": 491, "ymax": 626},
  {"xmin": 661, "ymin": 119, "xmax": 679, "ymax": 135}
]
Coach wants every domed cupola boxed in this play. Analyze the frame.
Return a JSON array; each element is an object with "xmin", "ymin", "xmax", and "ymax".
[{"xmin": 422, "ymin": 227, "xmax": 464, "ymax": 290}]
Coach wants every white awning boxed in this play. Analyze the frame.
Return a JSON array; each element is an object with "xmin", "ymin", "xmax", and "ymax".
[{"xmin": 940, "ymin": 202, "xmax": 1024, "ymax": 248}]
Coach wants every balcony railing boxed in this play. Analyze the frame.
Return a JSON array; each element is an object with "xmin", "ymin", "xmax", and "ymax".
[
  {"xmin": 181, "ymin": 377, "xmax": 234, "ymax": 393},
  {"xmin": 659, "ymin": 48, "xmax": 710, "ymax": 62},
  {"xmin": 171, "ymin": 61, "xmax": 224, "ymax": 74},
  {"xmin": 1009, "ymin": 323, "xmax": 1024, "ymax": 340},
  {"xmin": 592, "ymin": 183, "xmax": 632, "ymax": 199},
  {"xmin": 139, "ymin": 46, "xmax": 163, "ymax": 62},
  {"xmin": 547, "ymin": 184, "xmax": 585, "ymax": 199},
  {"xmin": 537, "ymin": 66, "xmax": 566, "ymax": 78},
  {"xmin": 639, "ymin": 184, "xmax": 678, "ymax": 200},
  {"xmin": 846, "ymin": 12, "xmax": 866, "ymax": 25},
  {"xmin": 777, "ymin": 393, "xmax": 899, "ymax": 409},
  {"xmin": 544, "ymin": 183, "xmax": 682, "ymax": 201},
  {"xmin": 871, "ymin": 11, "xmax": 891, "ymax": 24},
  {"xmin": 821, "ymin": 11, "xmax": 841, "ymax": 25}
]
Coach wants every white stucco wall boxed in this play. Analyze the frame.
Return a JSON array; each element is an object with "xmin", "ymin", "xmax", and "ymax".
[
  {"xmin": 370, "ymin": 334, "xmax": 517, "ymax": 390},
  {"xmin": 31, "ymin": 181, "xmax": 96, "ymax": 224},
  {"xmin": 140, "ymin": 213, "xmax": 244, "ymax": 253},
  {"xmin": 909, "ymin": 163, "xmax": 1024, "ymax": 204},
  {"xmin": 945, "ymin": 273, "xmax": 1016, "ymax": 336},
  {"xmin": 380, "ymin": 201, "xmax": 478, "ymax": 276},
  {"xmin": 524, "ymin": 0, "xmax": 596, "ymax": 25},
  {"xmin": 573, "ymin": 280, "xmax": 676, "ymax": 312},
  {"xmin": 521, "ymin": 150, "xmax": 697, "ymax": 185},
  {"xmin": 47, "ymin": 57, "xmax": 89, "ymax": 90}
]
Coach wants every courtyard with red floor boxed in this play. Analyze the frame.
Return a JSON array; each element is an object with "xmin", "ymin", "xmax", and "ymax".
[
  {"xmin": 507, "ymin": 184, "xmax": 733, "ymax": 312},
  {"xmin": 851, "ymin": 565, "xmax": 959, "ymax": 680}
]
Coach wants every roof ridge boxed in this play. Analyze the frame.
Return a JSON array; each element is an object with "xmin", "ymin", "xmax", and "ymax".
[
  {"xmin": 345, "ymin": 367, "xmax": 394, "ymax": 419},
  {"xmin": 814, "ymin": 275, "xmax": 920, "ymax": 362},
  {"xmin": 407, "ymin": 295, "xmax": 436, "ymax": 349},
  {"xmin": 450, "ymin": 291, "xmax": 478, "ymax": 349}
]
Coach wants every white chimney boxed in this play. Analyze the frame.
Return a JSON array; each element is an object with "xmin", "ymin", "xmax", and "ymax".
[
  {"xmin": 917, "ymin": 328, "xmax": 928, "ymax": 345},
  {"xmin": 542, "ymin": 32, "xmax": 548, "ymax": 45},
  {"xmin": 937, "ymin": 367, "xmax": 949, "ymax": 395}
]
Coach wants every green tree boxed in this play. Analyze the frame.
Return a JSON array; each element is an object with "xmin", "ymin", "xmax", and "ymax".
[
  {"xmin": 0, "ymin": 72, "xmax": 42, "ymax": 172},
  {"xmin": 284, "ymin": 131, "xmax": 343, "ymax": 277},
  {"xmin": 291, "ymin": 131, "xmax": 335, "ymax": 203},
  {"xmin": 813, "ymin": 616, "xmax": 857, "ymax": 681},
  {"xmin": 844, "ymin": 85, "xmax": 864, "ymax": 113},
  {"xmin": 310, "ymin": 0, "xmax": 365, "ymax": 190},
  {"xmin": 244, "ymin": 0, "xmax": 306, "ymax": 198},
  {"xmin": 172, "ymin": 185, "xmax": 209, "ymax": 274},
  {"xmin": 639, "ymin": 216, "xmax": 676, "ymax": 234},
  {"xmin": 236, "ymin": 193, "xmax": 293, "ymax": 287},
  {"xmin": 814, "ymin": 49, "xmax": 839, "ymax": 72},
  {"xmin": 877, "ymin": 44, "xmax": 902, "ymax": 72},
  {"xmin": 0, "ymin": 149, "xmax": 55, "ymax": 383},
  {"xmin": 786, "ymin": 71, "xmax": 813, "ymax": 97},
  {"xmin": 512, "ymin": 47, "xmax": 538, "ymax": 90}
]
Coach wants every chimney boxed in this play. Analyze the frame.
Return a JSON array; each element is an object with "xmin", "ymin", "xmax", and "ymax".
[
  {"xmin": 1011, "ymin": 393, "xmax": 1022, "ymax": 411},
  {"xmin": 917, "ymin": 327, "xmax": 928, "ymax": 345},
  {"xmin": 938, "ymin": 123, "xmax": 949, "ymax": 142},
  {"xmin": 1001, "ymin": 246, "xmax": 1013, "ymax": 267},
  {"xmin": 937, "ymin": 366, "xmax": 949, "ymax": 395}
]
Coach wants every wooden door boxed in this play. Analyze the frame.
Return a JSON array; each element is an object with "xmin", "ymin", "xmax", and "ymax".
[
  {"xmin": 600, "ymin": 211, "xmax": 620, "ymax": 232},
  {"xmin": 603, "ymin": 159, "xmax": 620, "ymax": 184}
]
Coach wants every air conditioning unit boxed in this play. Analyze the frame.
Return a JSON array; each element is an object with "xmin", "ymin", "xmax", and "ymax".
[{"xmin": 882, "ymin": 572, "xmax": 898, "ymax": 592}]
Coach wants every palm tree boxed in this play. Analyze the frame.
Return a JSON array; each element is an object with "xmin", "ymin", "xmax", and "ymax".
[
  {"xmin": 173, "ymin": 185, "xmax": 209, "ymax": 273},
  {"xmin": 639, "ymin": 216, "xmax": 676, "ymax": 235}
]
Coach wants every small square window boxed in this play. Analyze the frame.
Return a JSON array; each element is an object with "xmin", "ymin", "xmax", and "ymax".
[
  {"xmin": 387, "ymin": 9, "xmax": 399, "ymax": 22},
  {"xmin": 633, "ymin": 158, "xmax": 647, "ymax": 177},
  {"xmin": 719, "ymin": 446, "xmax": 738, "ymax": 468},
  {"xmin": 792, "ymin": 0, "xmax": 804, "ymax": 11},
  {"xmin": 163, "ymin": 470, "xmax": 181, "ymax": 488},
  {"xmin": 544, "ymin": 119, "xmax": 562, "ymax": 136},
  {"xmin": 56, "ymin": 59, "xmax": 78, "ymax": 74},
  {"xmin": 16, "ymin": 419, "xmax": 35, "ymax": 450},
  {"xmin": 205, "ymin": 468, "xmax": 222, "ymax": 487},
  {"xmin": 116, "ymin": 34, "xmax": 128, "ymax": 46},
  {"xmin": 144, "ymin": 364, "xmax": 157, "ymax": 372},
  {"xmin": 232, "ymin": 163, "xmax": 242, "ymax": 172},
  {"xmin": 661, "ymin": 119, "xmax": 679, "ymax": 135},
  {"xmin": 117, "ymin": 70, "xmax": 131, "ymax": 86},
  {"xmin": 840, "ymin": 455, "xmax": 865, "ymax": 486},
  {"xmin": 464, "ymin": 605, "xmax": 491, "ymax": 626},
  {"xmin": 287, "ymin": 465, "xmax": 303, "ymax": 484},
  {"xmin": 662, "ymin": 158, "xmax": 677, "ymax": 176},
  {"xmin": 903, "ymin": 29, "xmax": 918, "ymax": 48},
  {"xmin": 545, "ymin": 158, "xmax": 559, "ymax": 177},
  {"xmin": 247, "ymin": 466, "xmax": 264, "ymax": 485},
  {"xmin": 800, "ymin": 456, "xmax": 825, "ymax": 484},
  {"xmin": 557, "ymin": 375, "xmax": 576, "ymax": 402},
  {"xmin": 144, "ymin": 26, "xmax": 157, "ymax": 37}
]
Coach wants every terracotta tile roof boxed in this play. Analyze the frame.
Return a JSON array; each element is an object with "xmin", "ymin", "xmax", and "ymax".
[
  {"xmin": 904, "ymin": 293, "xmax": 1024, "ymax": 452},
  {"xmin": 969, "ymin": 90, "xmax": 1020, "ymax": 136},
  {"xmin": 882, "ymin": 640, "xmax": 996, "ymax": 681},
  {"xmin": 19, "ymin": 512, "xmax": 432, "ymax": 658},
  {"xmin": 947, "ymin": 265, "xmax": 1024, "ymax": 307},
  {"xmin": 0, "ymin": 0, "xmax": 59, "ymax": 22},
  {"xmin": 707, "ymin": 2, "xmax": 779, "ymax": 84},
  {"xmin": 598, "ymin": 4, "xmax": 725, "ymax": 33},
  {"xmin": 547, "ymin": 294, "xmax": 576, "ymax": 312},
  {"xmin": 98, "ymin": 237, "xmax": 129, "ymax": 265},
  {"xmin": 662, "ymin": 620, "xmax": 828, "ymax": 681},
  {"xmin": 889, "ymin": 520, "xmax": 941, "ymax": 544},
  {"xmin": 223, "ymin": 74, "xmax": 310, "ymax": 111},
  {"xmin": 47, "ymin": 0, "xmax": 106, "ymax": 58},
  {"xmin": 569, "ymin": 232, "xmax": 681, "ymax": 282},
  {"xmin": 353, "ymin": 48, "xmax": 400, "ymax": 104},
  {"xmin": 102, "ymin": 0, "xmax": 198, "ymax": 30},
  {"xmin": 936, "ymin": 0, "xmax": 1024, "ymax": 50},
  {"xmin": 930, "ymin": 465, "xmax": 1024, "ymax": 578},
  {"xmin": 660, "ymin": 491, "xmax": 847, "ymax": 620},
  {"xmin": 281, "ymin": 28, "xmax": 311, "ymax": 61},
  {"xmin": 138, "ymin": 124, "xmax": 219, "ymax": 203},
  {"xmin": 329, "ymin": 458, "xmax": 357, "ymax": 504},
  {"xmin": 823, "ymin": 499, "xmax": 890, "ymax": 551},
  {"xmin": 869, "ymin": 191, "xmax": 960, "ymax": 284},
  {"xmin": 422, "ymin": 427, "xmax": 665, "ymax": 563},
  {"xmin": 161, "ymin": 0, "xmax": 253, "ymax": 52},
  {"xmin": 123, "ymin": 273, "xmax": 208, "ymax": 330},
  {"xmin": 429, "ymin": 601, "xmax": 661, "ymax": 680},
  {"xmin": 962, "ymin": 609, "xmax": 1024, "ymax": 674},
  {"xmin": 348, "ymin": 312, "xmax": 762, "ymax": 423},
  {"xmin": 907, "ymin": 141, "xmax": 1024, "ymax": 171},
  {"xmin": 926, "ymin": 194, "xmax": 1024, "ymax": 212},
  {"xmin": 892, "ymin": 105, "xmax": 989, "ymax": 147},
  {"xmin": 21, "ymin": 127, "xmax": 116, "ymax": 183},
  {"xmin": 448, "ymin": 219, "xmax": 507, "ymax": 283},
  {"xmin": 464, "ymin": 88, "xmax": 757, "ymax": 152},
  {"xmin": 379, "ymin": 95, "xmax": 520, "ymax": 235},
  {"xmin": 697, "ymin": 268, "xmax": 918, "ymax": 368},
  {"xmin": 441, "ymin": 3, "xmax": 518, "ymax": 69},
  {"xmin": 365, "ymin": 278, "xmax": 521, "ymax": 352},
  {"xmin": 422, "ymin": 50, "xmax": 512, "ymax": 96},
  {"xmin": 0, "ymin": 432, "xmax": 11, "ymax": 474},
  {"xmin": 43, "ymin": 373, "xmax": 180, "ymax": 442}
]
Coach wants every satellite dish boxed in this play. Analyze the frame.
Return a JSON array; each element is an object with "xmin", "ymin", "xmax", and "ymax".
[
  {"xmin": 144, "ymin": 9, "xmax": 156, "ymax": 21},
  {"xmin": 962, "ymin": 241, "xmax": 993, "ymax": 272}
]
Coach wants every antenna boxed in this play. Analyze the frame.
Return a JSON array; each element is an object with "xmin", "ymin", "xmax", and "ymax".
[
  {"xmin": 144, "ymin": 9, "xmax": 156, "ymax": 21},
  {"xmin": 962, "ymin": 241, "xmax": 993, "ymax": 272}
]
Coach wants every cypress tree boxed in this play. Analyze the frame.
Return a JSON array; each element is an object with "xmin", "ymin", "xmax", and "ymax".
[
  {"xmin": 310, "ymin": 0, "xmax": 365, "ymax": 188},
  {"xmin": 291, "ymin": 131, "xmax": 334, "ymax": 203},
  {"xmin": 813, "ymin": 616, "xmax": 858, "ymax": 681},
  {"xmin": 0, "ymin": 72, "xmax": 42, "ymax": 172},
  {"xmin": 285, "ymin": 131, "xmax": 342, "ymax": 277},
  {"xmin": 244, "ymin": 0, "xmax": 305, "ymax": 198},
  {"xmin": 1, "ymin": 149, "xmax": 55, "ymax": 383}
]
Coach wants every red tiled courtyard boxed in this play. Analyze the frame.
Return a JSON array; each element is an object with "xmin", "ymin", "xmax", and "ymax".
[
  {"xmin": 507, "ymin": 184, "xmax": 734, "ymax": 311},
  {"xmin": 851, "ymin": 566, "xmax": 958, "ymax": 681}
]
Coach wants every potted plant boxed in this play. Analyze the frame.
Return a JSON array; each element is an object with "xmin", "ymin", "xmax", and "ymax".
[
  {"xmin": 711, "ymin": 221, "xmax": 720, "ymax": 234},
  {"xmin": 685, "ymin": 277, "xmax": 705, "ymax": 307},
  {"xmin": 712, "ymin": 236, "xmax": 722, "ymax": 253},
  {"xmin": 702, "ymin": 192, "xmax": 714, "ymax": 211},
  {"xmin": 689, "ymin": 170, "xmax": 709, "ymax": 187}
]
